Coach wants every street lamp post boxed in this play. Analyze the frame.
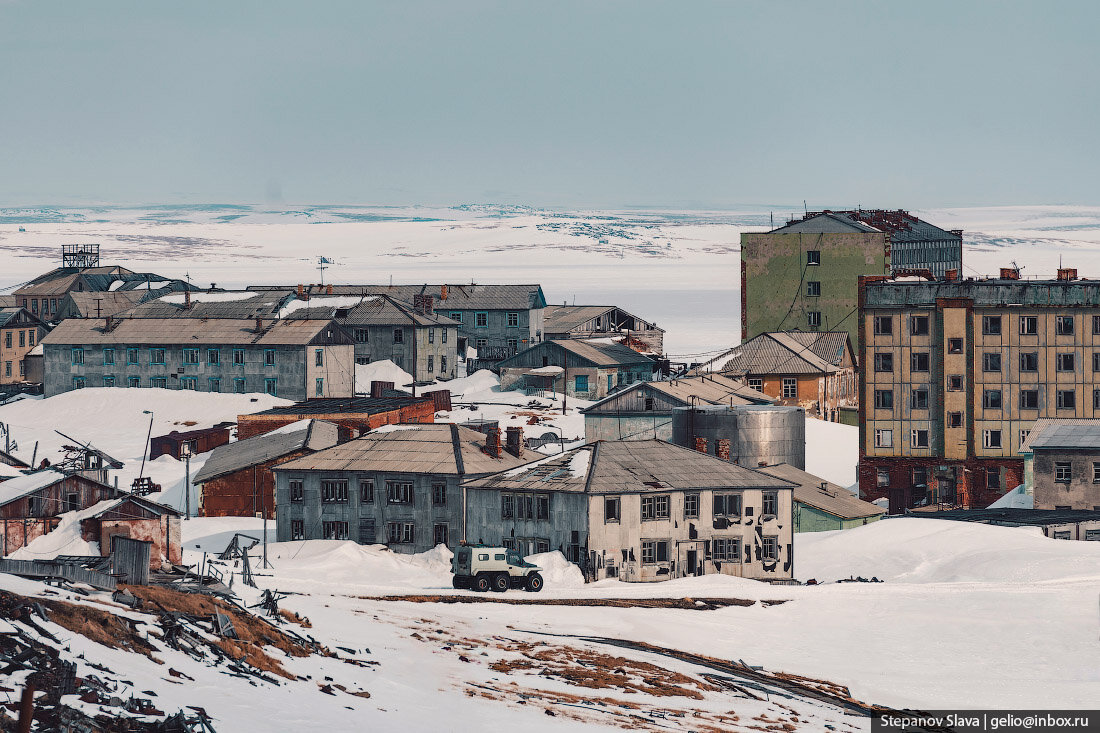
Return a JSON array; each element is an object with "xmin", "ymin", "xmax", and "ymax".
[
  {"xmin": 180, "ymin": 442, "xmax": 192, "ymax": 520},
  {"xmin": 138, "ymin": 410, "xmax": 154, "ymax": 483}
]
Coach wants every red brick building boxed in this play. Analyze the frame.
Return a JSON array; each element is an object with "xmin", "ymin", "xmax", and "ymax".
[
  {"xmin": 236, "ymin": 396, "xmax": 435, "ymax": 440},
  {"xmin": 81, "ymin": 496, "xmax": 182, "ymax": 570}
]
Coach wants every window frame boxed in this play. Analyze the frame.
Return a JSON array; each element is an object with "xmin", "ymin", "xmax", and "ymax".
[
  {"xmin": 1019, "ymin": 316, "xmax": 1038, "ymax": 335},
  {"xmin": 910, "ymin": 315, "xmax": 929, "ymax": 336},
  {"xmin": 387, "ymin": 481, "xmax": 415, "ymax": 505},
  {"xmin": 640, "ymin": 494, "xmax": 670, "ymax": 521},
  {"xmin": 873, "ymin": 316, "xmax": 892, "ymax": 336},
  {"xmin": 604, "ymin": 496, "xmax": 620, "ymax": 523},
  {"xmin": 982, "ymin": 315, "xmax": 1002, "ymax": 335},
  {"xmin": 874, "ymin": 428, "xmax": 893, "ymax": 448}
]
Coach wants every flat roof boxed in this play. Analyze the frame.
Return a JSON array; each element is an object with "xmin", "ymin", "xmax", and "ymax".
[{"xmin": 249, "ymin": 396, "xmax": 432, "ymax": 416}]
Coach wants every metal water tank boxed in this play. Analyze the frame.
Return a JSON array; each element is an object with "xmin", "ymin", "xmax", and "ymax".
[{"xmin": 670, "ymin": 404, "xmax": 805, "ymax": 470}]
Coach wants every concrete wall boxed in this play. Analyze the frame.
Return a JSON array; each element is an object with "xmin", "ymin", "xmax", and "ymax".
[
  {"xmin": 44, "ymin": 342, "xmax": 354, "ymax": 401},
  {"xmin": 1032, "ymin": 449, "xmax": 1100, "ymax": 510},
  {"xmin": 0, "ymin": 517, "xmax": 58, "ymax": 555},
  {"xmin": 349, "ymin": 324, "xmax": 458, "ymax": 382},
  {"xmin": 585, "ymin": 414, "xmax": 674, "ymax": 442},
  {"xmin": 742, "ymin": 231, "xmax": 886, "ymax": 346},
  {"xmin": 93, "ymin": 516, "xmax": 182, "ymax": 569},
  {"xmin": 306, "ymin": 344, "xmax": 356, "ymax": 398},
  {"xmin": 586, "ymin": 488, "xmax": 794, "ymax": 582},
  {"xmin": 439, "ymin": 307, "xmax": 542, "ymax": 355},
  {"xmin": 463, "ymin": 488, "xmax": 588, "ymax": 562},
  {"xmin": 275, "ymin": 469, "xmax": 468, "ymax": 554}
]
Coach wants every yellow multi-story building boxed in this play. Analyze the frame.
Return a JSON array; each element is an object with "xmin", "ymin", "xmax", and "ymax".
[
  {"xmin": 0, "ymin": 307, "xmax": 48, "ymax": 386},
  {"xmin": 857, "ymin": 269, "xmax": 1100, "ymax": 511}
]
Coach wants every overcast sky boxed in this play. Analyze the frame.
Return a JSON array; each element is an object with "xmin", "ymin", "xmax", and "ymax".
[{"xmin": 2, "ymin": 1, "xmax": 1096, "ymax": 209}]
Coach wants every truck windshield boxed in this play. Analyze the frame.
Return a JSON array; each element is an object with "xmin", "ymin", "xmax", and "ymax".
[{"xmin": 506, "ymin": 550, "xmax": 523, "ymax": 565}]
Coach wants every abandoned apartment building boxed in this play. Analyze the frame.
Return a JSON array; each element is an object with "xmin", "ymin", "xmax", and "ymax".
[
  {"xmin": 40, "ymin": 315, "xmax": 355, "ymax": 400},
  {"xmin": 462, "ymin": 439, "xmax": 796, "ymax": 582},
  {"xmin": 0, "ymin": 307, "xmax": 49, "ymax": 385},
  {"xmin": 858, "ymin": 268, "xmax": 1100, "ymax": 511},
  {"xmin": 273, "ymin": 424, "xmax": 533, "ymax": 552},
  {"xmin": 740, "ymin": 209, "xmax": 963, "ymax": 347},
  {"xmin": 1019, "ymin": 420, "xmax": 1100, "ymax": 511}
]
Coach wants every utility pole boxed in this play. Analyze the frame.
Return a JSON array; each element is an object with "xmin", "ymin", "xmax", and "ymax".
[
  {"xmin": 181, "ymin": 442, "xmax": 192, "ymax": 520},
  {"xmin": 138, "ymin": 411, "xmax": 154, "ymax": 481}
]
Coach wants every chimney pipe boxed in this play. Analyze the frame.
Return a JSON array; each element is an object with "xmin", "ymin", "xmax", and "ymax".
[
  {"xmin": 716, "ymin": 439, "xmax": 730, "ymax": 461},
  {"xmin": 297, "ymin": 284, "xmax": 305, "ymax": 300},
  {"xmin": 1057, "ymin": 268, "xmax": 1077, "ymax": 281},
  {"xmin": 327, "ymin": 284, "xmax": 333, "ymax": 295},
  {"xmin": 694, "ymin": 437, "xmax": 708, "ymax": 454},
  {"xmin": 440, "ymin": 285, "xmax": 448, "ymax": 301},
  {"xmin": 486, "ymin": 427, "xmax": 503, "ymax": 458},
  {"xmin": 944, "ymin": 269, "xmax": 958, "ymax": 282},
  {"xmin": 505, "ymin": 426, "xmax": 523, "ymax": 458},
  {"xmin": 1000, "ymin": 268, "xmax": 1020, "ymax": 281},
  {"xmin": 255, "ymin": 317, "xmax": 262, "ymax": 333},
  {"xmin": 184, "ymin": 290, "xmax": 192, "ymax": 309}
]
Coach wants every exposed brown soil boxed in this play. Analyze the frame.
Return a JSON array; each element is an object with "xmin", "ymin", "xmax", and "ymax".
[
  {"xmin": 279, "ymin": 609, "xmax": 313, "ymax": 628},
  {"xmin": 31, "ymin": 595, "xmax": 161, "ymax": 661},
  {"xmin": 357, "ymin": 594, "xmax": 785, "ymax": 610}
]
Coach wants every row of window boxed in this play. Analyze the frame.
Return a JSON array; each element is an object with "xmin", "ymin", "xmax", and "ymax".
[
  {"xmin": 71, "ymin": 346, "xmax": 286, "ymax": 367},
  {"xmin": 72, "ymin": 375, "xmax": 279, "ymax": 395},
  {"xmin": 2, "ymin": 330, "xmax": 36, "ymax": 349},
  {"xmin": 874, "ymin": 427, "xmax": 1015, "ymax": 450},
  {"xmin": 873, "ymin": 350, "xmax": 1100, "ymax": 374},
  {"xmin": 20, "ymin": 297, "xmax": 58, "ymax": 317},
  {"xmin": 639, "ymin": 536, "xmax": 778, "ymax": 564},
  {"xmin": 1053, "ymin": 462, "xmax": 1100, "ymax": 484},
  {"xmin": 603, "ymin": 492, "xmax": 778, "ymax": 522},
  {"xmin": 288, "ymin": 478, "xmax": 448, "ymax": 506},
  {"xmin": 288, "ymin": 518, "xmax": 449, "ymax": 546},
  {"xmin": 874, "ymin": 385, "xmax": 1100, "ymax": 413},
  {"xmin": 3, "ymin": 360, "xmax": 25, "ymax": 378},
  {"xmin": 446, "ymin": 311, "xmax": 522, "ymax": 328},
  {"xmin": 873, "ymin": 314, "xmax": 1100, "ymax": 338},
  {"xmin": 875, "ymin": 465, "xmax": 1003, "ymax": 491}
]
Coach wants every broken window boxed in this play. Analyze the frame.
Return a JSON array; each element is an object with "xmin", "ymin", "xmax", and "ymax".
[
  {"xmin": 1019, "ymin": 352, "xmax": 1038, "ymax": 372},
  {"xmin": 876, "ymin": 469, "xmax": 890, "ymax": 487},
  {"xmin": 910, "ymin": 315, "xmax": 930, "ymax": 336},
  {"xmin": 761, "ymin": 536, "xmax": 779, "ymax": 561},
  {"xmin": 604, "ymin": 496, "xmax": 620, "ymax": 523},
  {"xmin": 427, "ymin": 355, "xmax": 434, "ymax": 373},
  {"xmin": 1020, "ymin": 316, "xmax": 1038, "ymax": 335},
  {"xmin": 1056, "ymin": 316, "xmax": 1074, "ymax": 335},
  {"xmin": 806, "ymin": 250, "xmax": 820, "ymax": 265},
  {"xmin": 432, "ymin": 483, "xmax": 447, "ymax": 505},
  {"xmin": 433, "ymin": 524, "xmax": 448, "ymax": 546},
  {"xmin": 536, "ymin": 494, "xmax": 550, "ymax": 520},
  {"xmin": 911, "ymin": 388, "xmax": 929, "ymax": 410},
  {"xmin": 1020, "ymin": 390, "xmax": 1039, "ymax": 410},
  {"xmin": 712, "ymin": 538, "xmax": 740, "ymax": 561},
  {"xmin": 911, "ymin": 352, "xmax": 930, "ymax": 372},
  {"xmin": 321, "ymin": 480, "xmax": 349, "ymax": 503},
  {"xmin": 683, "ymin": 493, "xmax": 699, "ymax": 519},
  {"xmin": 911, "ymin": 429, "xmax": 929, "ymax": 449},
  {"xmin": 641, "ymin": 540, "xmax": 669, "ymax": 564},
  {"xmin": 874, "ymin": 429, "xmax": 893, "ymax": 448},
  {"xmin": 982, "ymin": 315, "xmax": 1002, "ymax": 335},
  {"xmin": 873, "ymin": 316, "xmax": 892, "ymax": 336},
  {"xmin": 713, "ymin": 493, "xmax": 742, "ymax": 517},
  {"xmin": 986, "ymin": 468, "xmax": 1001, "ymax": 490},
  {"xmin": 387, "ymin": 522, "xmax": 415, "ymax": 544},
  {"xmin": 641, "ymin": 495, "xmax": 670, "ymax": 521},
  {"xmin": 315, "ymin": 349, "xmax": 324, "ymax": 367},
  {"xmin": 322, "ymin": 521, "xmax": 349, "ymax": 540},
  {"xmin": 291, "ymin": 520, "xmax": 304, "ymax": 540},
  {"xmin": 428, "ymin": 328, "xmax": 435, "ymax": 344},
  {"xmin": 983, "ymin": 430, "xmax": 1003, "ymax": 449},
  {"xmin": 947, "ymin": 338, "xmax": 963, "ymax": 354},
  {"xmin": 947, "ymin": 412, "xmax": 963, "ymax": 428},
  {"xmin": 982, "ymin": 352, "xmax": 1001, "ymax": 372},
  {"xmin": 947, "ymin": 375, "xmax": 963, "ymax": 391},
  {"xmin": 983, "ymin": 389, "xmax": 1002, "ymax": 410},
  {"xmin": 387, "ymin": 482, "xmax": 414, "ymax": 504},
  {"xmin": 289, "ymin": 479, "xmax": 304, "ymax": 502},
  {"xmin": 360, "ymin": 479, "xmax": 374, "ymax": 503},
  {"xmin": 1054, "ymin": 462, "xmax": 1072, "ymax": 483},
  {"xmin": 501, "ymin": 494, "xmax": 514, "ymax": 519},
  {"xmin": 355, "ymin": 328, "xmax": 369, "ymax": 343},
  {"xmin": 806, "ymin": 281, "xmax": 821, "ymax": 297},
  {"xmin": 644, "ymin": 397, "xmax": 655, "ymax": 411},
  {"xmin": 873, "ymin": 353, "xmax": 893, "ymax": 372},
  {"xmin": 1057, "ymin": 353, "xmax": 1075, "ymax": 372},
  {"xmin": 761, "ymin": 491, "xmax": 778, "ymax": 517},
  {"xmin": 874, "ymin": 389, "xmax": 893, "ymax": 410},
  {"xmin": 1057, "ymin": 389, "xmax": 1075, "ymax": 410}
]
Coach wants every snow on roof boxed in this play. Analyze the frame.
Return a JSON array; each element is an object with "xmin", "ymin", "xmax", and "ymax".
[
  {"xmin": 278, "ymin": 295, "xmax": 373, "ymax": 319},
  {"xmin": 0, "ymin": 469, "xmax": 67, "ymax": 507}
]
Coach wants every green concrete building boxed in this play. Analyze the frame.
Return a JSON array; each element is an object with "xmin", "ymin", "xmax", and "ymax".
[{"xmin": 740, "ymin": 210, "xmax": 962, "ymax": 348}]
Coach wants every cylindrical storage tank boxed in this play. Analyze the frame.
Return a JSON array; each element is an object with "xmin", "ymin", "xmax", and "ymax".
[
  {"xmin": 732, "ymin": 405, "xmax": 805, "ymax": 470},
  {"xmin": 670, "ymin": 404, "xmax": 805, "ymax": 470}
]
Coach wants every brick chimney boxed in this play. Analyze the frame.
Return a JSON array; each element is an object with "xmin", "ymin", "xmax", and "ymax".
[
  {"xmin": 370, "ymin": 380, "xmax": 394, "ymax": 398},
  {"xmin": 297, "ymin": 284, "xmax": 307, "ymax": 300},
  {"xmin": 486, "ymin": 427, "xmax": 503, "ymax": 458},
  {"xmin": 184, "ymin": 290, "xmax": 192, "ymax": 309},
  {"xmin": 716, "ymin": 439, "xmax": 730, "ymax": 461},
  {"xmin": 505, "ymin": 426, "xmax": 524, "ymax": 457},
  {"xmin": 1000, "ymin": 267, "xmax": 1020, "ymax": 280},
  {"xmin": 944, "ymin": 269, "xmax": 958, "ymax": 282},
  {"xmin": 694, "ymin": 437, "xmax": 708, "ymax": 454},
  {"xmin": 1057, "ymin": 268, "xmax": 1077, "ymax": 281},
  {"xmin": 327, "ymin": 284, "xmax": 333, "ymax": 294},
  {"xmin": 255, "ymin": 317, "xmax": 263, "ymax": 333},
  {"xmin": 440, "ymin": 285, "xmax": 448, "ymax": 301}
]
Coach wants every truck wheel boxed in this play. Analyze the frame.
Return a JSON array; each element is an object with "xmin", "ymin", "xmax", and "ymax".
[
  {"xmin": 491, "ymin": 573, "xmax": 509, "ymax": 592},
  {"xmin": 473, "ymin": 574, "xmax": 492, "ymax": 592},
  {"xmin": 525, "ymin": 572, "xmax": 543, "ymax": 592}
]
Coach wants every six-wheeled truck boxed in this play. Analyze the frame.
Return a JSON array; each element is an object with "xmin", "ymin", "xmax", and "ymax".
[{"xmin": 452, "ymin": 545, "xmax": 544, "ymax": 592}]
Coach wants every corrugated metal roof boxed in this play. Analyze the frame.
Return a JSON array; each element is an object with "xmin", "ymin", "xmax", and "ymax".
[
  {"xmin": 284, "ymin": 294, "xmax": 460, "ymax": 327},
  {"xmin": 755, "ymin": 463, "xmax": 885, "ymax": 520},
  {"xmin": 192, "ymin": 420, "xmax": 339, "ymax": 483},
  {"xmin": 462, "ymin": 440, "xmax": 795, "ymax": 495},
  {"xmin": 543, "ymin": 305, "xmax": 661, "ymax": 334},
  {"xmin": 1019, "ymin": 419, "xmax": 1100, "ymax": 453},
  {"xmin": 554, "ymin": 339, "xmax": 655, "ymax": 367},
  {"xmin": 250, "ymin": 283, "xmax": 547, "ymax": 310},
  {"xmin": 122, "ymin": 291, "xmax": 290, "ymax": 320},
  {"xmin": 275, "ymin": 423, "xmax": 533, "ymax": 475},
  {"xmin": 582, "ymin": 374, "xmax": 774, "ymax": 414},
  {"xmin": 64, "ymin": 291, "xmax": 148, "ymax": 318},
  {"xmin": 41, "ymin": 317, "xmax": 347, "ymax": 346},
  {"xmin": 704, "ymin": 331, "xmax": 849, "ymax": 376}
]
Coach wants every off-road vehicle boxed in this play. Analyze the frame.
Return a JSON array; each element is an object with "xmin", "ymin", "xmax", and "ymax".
[{"xmin": 451, "ymin": 545, "xmax": 544, "ymax": 592}]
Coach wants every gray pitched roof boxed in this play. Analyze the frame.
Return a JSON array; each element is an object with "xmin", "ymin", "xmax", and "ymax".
[
  {"xmin": 250, "ymin": 283, "xmax": 547, "ymax": 311},
  {"xmin": 41, "ymin": 316, "xmax": 349, "ymax": 346},
  {"xmin": 462, "ymin": 440, "xmax": 795, "ymax": 494},
  {"xmin": 770, "ymin": 210, "xmax": 961, "ymax": 242},
  {"xmin": 1019, "ymin": 419, "xmax": 1100, "ymax": 453},
  {"xmin": 543, "ymin": 305, "xmax": 662, "ymax": 334},
  {"xmin": 699, "ymin": 331, "xmax": 850, "ymax": 376},
  {"xmin": 63, "ymin": 291, "xmax": 149, "ymax": 318},
  {"xmin": 275, "ymin": 424, "xmax": 533, "ymax": 476},
  {"xmin": 755, "ymin": 463, "xmax": 885, "ymax": 520},
  {"xmin": 121, "ymin": 291, "xmax": 290, "ymax": 320},
  {"xmin": 192, "ymin": 420, "xmax": 339, "ymax": 483},
  {"xmin": 498, "ymin": 339, "xmax": 656, "ymax": 370},
  {"xmin": 283, "ymin": 294, "xmax": 460, "ymax": 327}
]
